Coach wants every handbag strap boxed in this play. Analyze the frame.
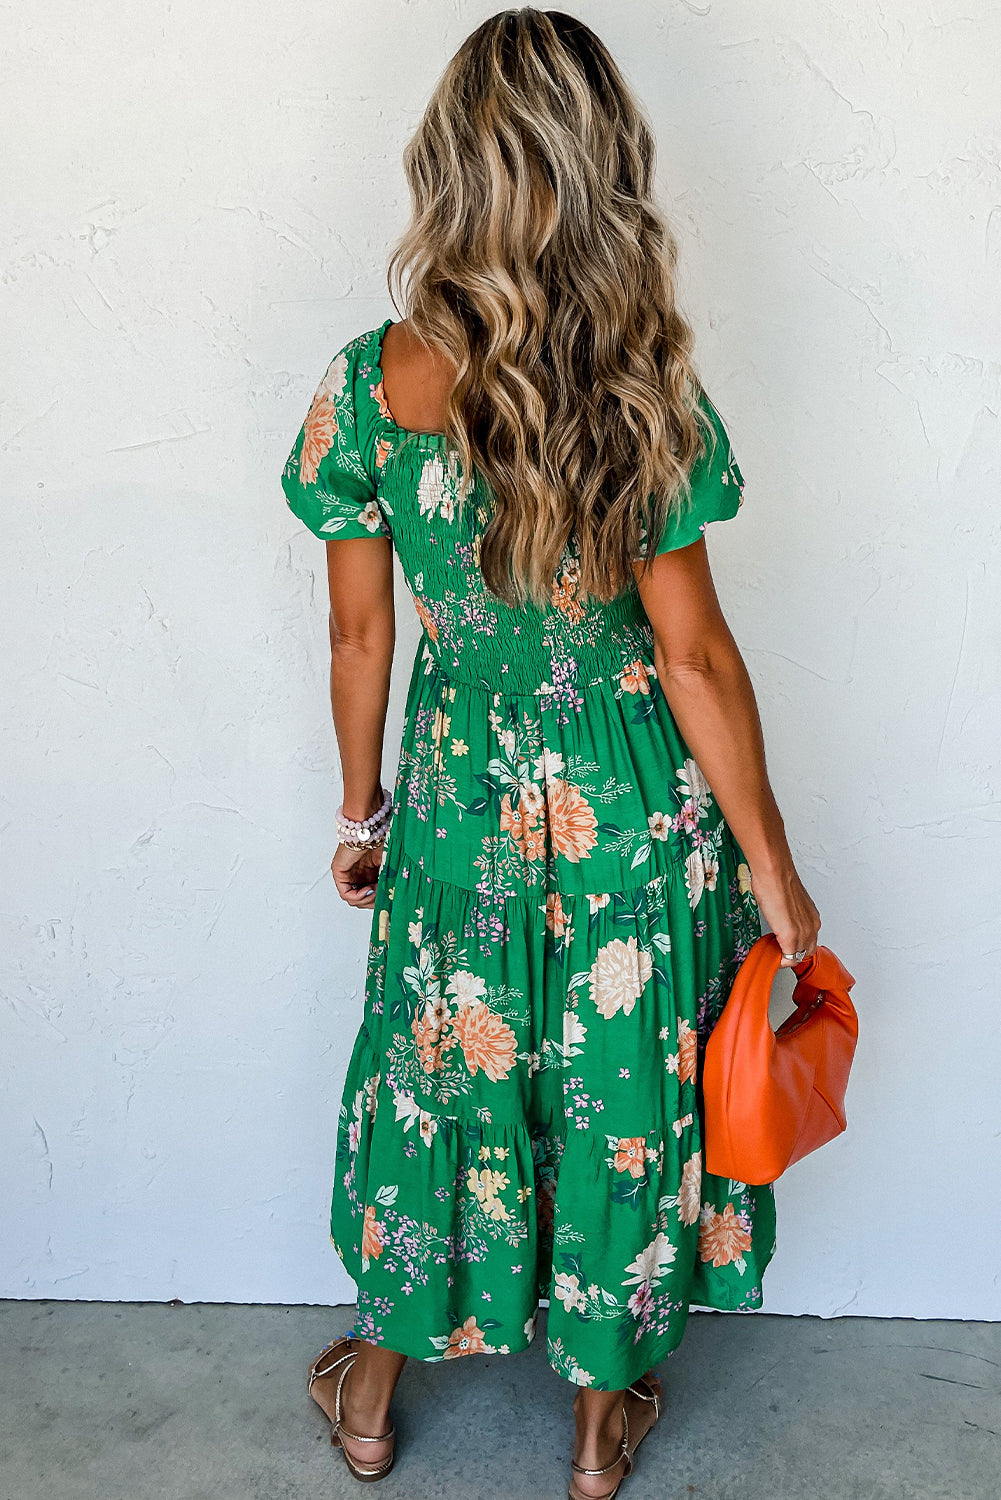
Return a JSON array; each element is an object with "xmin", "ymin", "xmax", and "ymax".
[{"xmin": 752, "ymin": 933, "xmax": 857, "ymax": 1029}]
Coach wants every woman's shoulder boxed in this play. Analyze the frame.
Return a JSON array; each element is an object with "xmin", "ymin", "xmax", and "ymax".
[
  {"xmin": 320, "ymin": 319, "xmax": 393, "ymax": 406},
  {"xmin": 312, "ymin": 320, "xmax": 396, "ymax": 466}
]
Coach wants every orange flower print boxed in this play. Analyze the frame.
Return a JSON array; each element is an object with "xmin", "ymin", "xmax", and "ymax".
[
  {"xmin": 443, "ymin": 1315, "xmax": 488, "ymax": 1359},
  {"xmin": 619, "ymin": 659, "xmax": 652, "ymax": 695},
  {"xmin": 451, "ymin": 1002, "xmax": 517, "ymax": 1082},
  {"xmin": 678, "ymin": 1150, "xmax": 702, "ymax": 1226},
  {"xmin": 371, "ymin": 377, "xmax": 393, "ymax": 421},
  {"xmin": 412, "ymin": 1010, "xmax": 453, "ymax": 1074},
  {"xmin": 361, "ymin": 1205, "xmax": 384, "ymax": 1271},
  {"xmin": 612, "ymin": 1138, "xmax": 648, "ymax": 1179},
  {"xmin": 522, "ymin": 824, "xmax": 546, "ymax": 862},
  {"xmin": 552, "ymin": 562, "xmax": 587, "ymax": 624},
  {"xmin": 375, "ymin": 436, "xmax": 394, "ymax": 470},
  {"xmin": 677, "ymin": 1018, "xmax": 697, "ymax": 1087},
  {"xmin": 412, "ymin": 593, "xmax": 439, "ymax": 643},
  {"xmin": 499, "ymin": 794, "xmax": 546, "ymax": 864},
  {"xmin": 548, "ymin": 779, "xmax": 597, "ymax": 863},
  {"xmin": 544, "ymin": 890, "xmax": 570, "ymax": 938},
  {"xmin": 698, "ymin": 1202, "xmax": 752, "ymax": 1269},
  {"xmin": 499, "ymin": 793, "xmax": 525, "ymax": 854},
  {"xmin": 299, "ymin": 393, "xmax": 338, "ymax": 486}
]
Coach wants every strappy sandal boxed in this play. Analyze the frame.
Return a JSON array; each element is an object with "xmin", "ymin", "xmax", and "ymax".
[
  {"xmin": 568, "ymin": 1374, "xmax": 662, "ymax": 1500},
  {"xmin": 307, "ymin": 1335, "xmax": 396, "ymax": 1483}
]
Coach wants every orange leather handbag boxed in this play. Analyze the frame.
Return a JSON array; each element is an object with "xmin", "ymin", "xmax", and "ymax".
[{"xmin": 702, "ymin": 932, "xmax": 858, "ymax": 1185}]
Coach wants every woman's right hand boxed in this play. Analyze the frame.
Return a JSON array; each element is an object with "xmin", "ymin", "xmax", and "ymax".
[
  {"xmin": 331, "ymin": 841, "xmax": 384, "ymax": 909},
  {"xmin": 748, "ymin": 860, "xmax": 822, "ymax": 967}
]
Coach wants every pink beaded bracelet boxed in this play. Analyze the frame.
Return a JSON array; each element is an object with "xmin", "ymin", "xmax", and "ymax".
[{"xmin": 335, "ymin": 787, "xmax": 393, "ymax": 849}]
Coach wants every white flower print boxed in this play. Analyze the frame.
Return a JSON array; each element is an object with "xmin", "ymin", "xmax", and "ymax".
[
  {"xmin": 393, "ymin": 1090, "xmax": 421, "ymax": 1131},
  {"xmin": 425, "ymin": 995, "xmax": 453, "ymax": 1028},
  {"xmin": 685, "ymin": 847, "xmax": 706, "ymax": 910},
  {"xmin": 519, "ymin": 781, "xmax": 546, "ymax": 818},
  {"xmin": 678, "ymin": 1151, "xmax": 702, "ymax": 1226},
  {"xmin": 586, "ymin": 892, "xmax": 610, "ymax": 913},
  {"xmin": 563, "ymin": 1010, "xmax": 587, "ymax": 1052},
  {"xmin": 418, "ymin": 1111, "xmax": 438, "ymax": 1147},
  {"xmin": 622, "ymin": 1231, "xmax": 677, "ymax": 1291},
  {"xmin": 316, "ymin": 351, "xmax": 348, "ymax": 402},
  {"xmin": 360, "ymin": 499, "xmax": 385, "ymax": 533},
  {"xmin": 446, "ymin": 969, "xmax": 488, "ymax": 1008},
  {"xmin": 417, "ymin": 453, "xmax": 457, "ymax": 522},
  {"xmin": 554, "ymin": 1271, "xmax": 587, "ymax": 1312},
  {"xmin": 534, "ymin": 748, "xmax": 565, "ymax": 783},
  {"xmin": 589, "ymin": 935, "xmax": 654, "ymax": 1020},
  {"xmin": 676, "ymin": 757, "xmax": 711, "ymax": 817},
  {"xmin": 647, "ymin": 811, "xmax": 669, "ymax": 841}
]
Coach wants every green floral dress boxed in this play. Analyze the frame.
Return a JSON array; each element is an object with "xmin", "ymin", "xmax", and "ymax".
[{"xmin": 281, "ymin": 318, "xmax": 776, "ymax": 1391}]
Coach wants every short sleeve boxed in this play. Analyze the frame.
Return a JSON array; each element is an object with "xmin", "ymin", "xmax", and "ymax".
[
  {"xmin": 640, "ymin": 389, "xmax": 746, "ymax": 557},
  {"xmin": 280, "ymin": 334, "xmax": 393, "ymax": 541}
]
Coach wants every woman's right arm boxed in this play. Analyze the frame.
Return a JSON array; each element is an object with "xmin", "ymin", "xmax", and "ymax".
[
  {"xmin": 325, "ymin": 534, "xmax": 396, "ymax": 910},
  {"xmin": 633, "ymin": 538, "xmax": 821, "ymax": 966}
]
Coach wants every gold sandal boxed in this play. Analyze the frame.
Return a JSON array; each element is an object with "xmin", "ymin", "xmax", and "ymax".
[
  {"xmin": 568, "ymin": 1374, "xmax": 662, "ymax": 1500},
  {"xmin": 307, "ymin": 1335, "xmax": 396, "ymax": 1483}
]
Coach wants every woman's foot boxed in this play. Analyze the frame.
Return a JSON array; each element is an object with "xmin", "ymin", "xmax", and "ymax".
[
  {"xmin": 569, "ymin": 1371, "xmax": 663, "ymax": 1500},
  {"xmin": 308, "ymin": 1335, "xmax": 405, "ymax": 1473}
]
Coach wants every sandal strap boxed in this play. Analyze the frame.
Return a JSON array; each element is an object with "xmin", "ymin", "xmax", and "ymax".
[
  {"xmin": 571, "ymin": 1406, "xmax": 631, "ymax": 1478},
  {"xmin": 333, "ymin": 1347, "xmax": 397, "ymax": 1448},
  {"xmin": 627, "ymin": 1375, "xmax": 661, "ymax": 1421},
  {"xmin": 308, "ymin": 1338, "xmax": 355, "ymax": 1391},
  {"xmin": 338, "ymin": 1421, "xmax": 397, "ymax": 1445},
  {"xmin": 344, "ymin": 1452, "xmax": 395, "ymax": 1478}
]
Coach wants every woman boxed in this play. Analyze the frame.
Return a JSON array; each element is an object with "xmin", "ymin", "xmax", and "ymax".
[{"xmin": 281, "ymin": 10, "xmax": 820, "ymax": 1497}]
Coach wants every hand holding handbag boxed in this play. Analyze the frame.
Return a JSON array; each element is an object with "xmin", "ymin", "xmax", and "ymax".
[{"xmin": 702, "ymin": 931, "xmax": 858, "ymax": 1185}]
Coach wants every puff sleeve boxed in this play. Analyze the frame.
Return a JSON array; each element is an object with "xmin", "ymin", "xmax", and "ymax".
[
  {"xmin": 641, "ymin": 389, "xmax": 746, "ymax": 556},
  {"xmin": 280, "ymin": 337, "xmax": 393, "ymax": 541}
]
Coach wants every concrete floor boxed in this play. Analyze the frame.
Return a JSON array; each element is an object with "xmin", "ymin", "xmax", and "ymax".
[{"xmin": 0, "ymin": 1302, "xmax": 997, "ymax": 1500}]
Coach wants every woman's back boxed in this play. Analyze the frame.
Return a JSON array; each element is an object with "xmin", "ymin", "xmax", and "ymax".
[{"xmin": 283, "ymin": 316, "xmax": 748, "ymax": 904}]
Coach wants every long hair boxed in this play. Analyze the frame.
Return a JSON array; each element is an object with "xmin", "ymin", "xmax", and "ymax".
[{"xmin": 386, "ymin": 7, "xmax": 712, "ymax": 608}]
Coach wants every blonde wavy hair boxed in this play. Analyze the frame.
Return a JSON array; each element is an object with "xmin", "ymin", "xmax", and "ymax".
[{"xmin": 386, "ymin": 7, "xmax": 713, "ymax": 608}]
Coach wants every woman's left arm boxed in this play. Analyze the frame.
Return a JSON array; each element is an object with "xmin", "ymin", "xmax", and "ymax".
[{"xmin": 325, "ymin": 535, "xmax": 396, "ymax": 909}]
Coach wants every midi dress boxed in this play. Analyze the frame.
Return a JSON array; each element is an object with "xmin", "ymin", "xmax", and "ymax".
[{"xmin": 281, "ymin": 318, "xmax": 776, "ymax": 1392}]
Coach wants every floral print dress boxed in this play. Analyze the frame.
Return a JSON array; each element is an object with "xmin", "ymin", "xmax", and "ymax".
[{"xmin": 281, "ymin": 318, "xmax": 776, "ymax": 1391}]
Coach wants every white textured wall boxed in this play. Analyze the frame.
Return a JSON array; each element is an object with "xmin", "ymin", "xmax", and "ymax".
[{"xmin": 3, "ymin": 0, "xmax": 999, "ymax": 1315}]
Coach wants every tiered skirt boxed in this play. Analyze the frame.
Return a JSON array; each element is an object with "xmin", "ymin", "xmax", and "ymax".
[{"xmin": 329, "ymin": 641, "xmax": 777, "ymax": 1390}]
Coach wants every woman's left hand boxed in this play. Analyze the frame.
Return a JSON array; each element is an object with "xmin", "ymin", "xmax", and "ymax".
[{"xmin": 331, "ymin": 842, "xmax": 384, "ymax": 908}]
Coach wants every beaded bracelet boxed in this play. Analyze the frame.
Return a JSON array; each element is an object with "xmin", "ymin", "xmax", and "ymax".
[{"xmin": 335, "ymin": 787, "xmax": 393, "ymax": 850}]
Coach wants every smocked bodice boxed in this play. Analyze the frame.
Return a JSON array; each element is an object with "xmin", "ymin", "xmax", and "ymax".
[{"xmin": 381, "ymin": 432, "xmax": 656, "ymax": 703}]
